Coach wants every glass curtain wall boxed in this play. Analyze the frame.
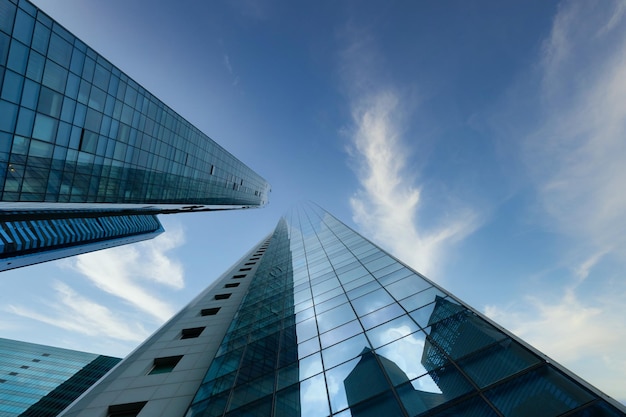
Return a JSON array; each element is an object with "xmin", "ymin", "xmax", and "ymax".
[{"xmin": 185, "ymin": 202, "xmax": 625, "ymax": 417}]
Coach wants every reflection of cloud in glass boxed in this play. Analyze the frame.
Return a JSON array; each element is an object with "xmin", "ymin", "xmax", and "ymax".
[
  {"xmin": 375, "ymin": 329, "xmax": 442, "ymax": 393},
  {"xmin": 300, "ymin": 373, "xmax": 329, "ymax": 417}
]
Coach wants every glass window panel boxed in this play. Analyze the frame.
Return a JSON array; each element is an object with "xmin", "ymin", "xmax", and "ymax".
[
  {"xmin": 15, "ymin": 107, "xmax": 34, "ymax": 136},
  {"xmin": 32, "ymin": 113, "xmax": 57, "ymax": 142},
  {"xmin": 366, "ymin": 315, "xmax": 420, "ymax": 349},
  {"xmin": 317, "ymin": 303, "xmax": 357, "ymax": 334},
  {"xmin": 89, "ymin": 86, "xmax": 106, "ymax": 111},
  {"xmin": 360, "ymin": 303, "xmax": 405, "ymax": 330},
  {"xmin": 92, "ymin": 63, "xmax": 110, "ymax": 90},
  {"xmin": 485, "ymin": 366, "xmax": 595, "ymax": 417},
  {"xmin": 13, "ymin": 9, "xmax": 34, "ymax": 45},
  {"xmin": 37, "ymin": 86, "xmax": 62, "ymax": 117},
  {"xmin": 298, "ymin": 337, "xmax": 320, "ymax": 359},
  {"xmin": 346, "ymin": 280, "xmax": 380, "ymax": 300},
  {"xmin": 377, "ymin": 267, "xmax": 414, "ymax": 286},
  {"xmin": 77, "ymin": 79, "xmax": 90, "ymax": 104},
  {"xmin": 299, "ymin": 351, "xmax": 323, "ymax": 380},
  {"xmin": 1, "ymin": 70, "xmax": 23, "ymax": 103},
  {"xmin": 60, "ymin": 97, "xmax": 76, "ymax": 123},
  {"xmin": 314, "ymin": 293, "xmax": 348, "ymax": 315},
  {"xmin": 386, "ymin": 275, "xmax": 431, "ymax": 301},
  {"xmin": 325, "ymin": 357, "xmax": 360, "ymax": 414},
  {"xmin": 274, "ymin": 384, "xmax": 300, "ymax": 417},
  {"xmin": 21, "ymin": 78, "xmax": 39, "ymax": 109},
  {"xmin": 374, "ymin": 332, "xmax": 432, "ymax": 382},
  {"xmin": 47, "ymin": 32, "xmax": 72, "ymax": 66},
  {"xmin": 84, "ymin": 107, "xmax": 101, "ymax": 132},
  {"xmin": 70, "ymin": 48, "xmax": 84, "ymax": 75},
  {"xmin": 565, "ymin": 401, "xmax": 626, "ymax": 417},
  {"xmin": 314, "ymin": 286, "xmax": 343, "ymax": 304},
  {"xmin": 341, "ymin": 349, "xmax": 397, "ymax": 411},
  {"xmin": 28, "ymin": 139, "xmax": 53, "ymax": 158},
  {"xmin": 400, "ymin": 287, "xmax": 447, "ymax": 312},
  {"xmin": 410, "ymin": 298, "xmax": 459, "ymax": 328},
  {"xmin": 0, "ymin": 2, "xmax": 16, "ymax": 35},
  {"xmin": 397, "ymin": 365, "xmax": 474, "ymax": 415},
  {"xmin": 11, "ymin": 136, "xmax": 29, "ymax": 154},
  {"xmin": 322, "ymin": 333, "xmax": 369, "ymax": 369},
  {"xmin": 351, "ymin": 288, "xmax": 395, "ymax": 317},
  {"xmin": 0, "ymin": 32, "xmax": 9, "ymax": 67},
  {"xmin": 337, "ymin": 265, "xmax": 369, "ymax": 285},
  {"xmin": 320, "ymin": 320, "xmax": 363, "ymax": 349},
  {"xmin": 427, "ymin": 395, "xmax": 499, "ymax": 417},
  {"xmin": 458, "ymin": 339, "xmax": 541, "ymax": 388},
  {"xmin": 277, "ymin": 362, "xmax": 299, "ymax": 390},
  {"xmin": 82, "ymin": 56, "xmax": 95, "ymax": 81},
  {"xmin": 8, "ymin": 39, "xmax": 28, "ymax": 74},
  {"xmin": 300, "ymin": 373, "xmax": 329, "ymax": 417},
  {"xmin": 25, "ymin": 49, "xmax": 44, "ymax": 81},
  {"xmin": 295, "ymin": 316, "xmax": 318, "ymax": 342},
  {"xmin": 32, "ymin": 21, "xmax": 50, "ymax": 54},
  {"xmin": 42, "ymin": 59, "xmax": 67, "ymax": 92},
  {"xmin": 363, "ymin": 254, "xmax": 395, "ymax": 273}
]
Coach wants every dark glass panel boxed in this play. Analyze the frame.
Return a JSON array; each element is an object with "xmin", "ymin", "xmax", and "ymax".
[{"xmin": 485, "ymin": 366, "xmax": 595, "ymax": 417}]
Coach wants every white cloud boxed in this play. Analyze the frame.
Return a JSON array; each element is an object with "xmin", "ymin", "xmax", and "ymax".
[
  {"xmin": 7, "ymin": 281, "xmax": 149, "ymax": 343},
  {"xmin": 347, "ymin": 90, "xmax": 478, "ymax": 277},
  {"xmin": 67, "ymin": 222, "xmax": 186, "ymax": 322},
  {"xmin": 484, "ymin": 281, "xmax": 626, "ymax": 402},
  {"xmin": 526, "ymin": 0, "xmax": 626, "ymax": 260}
]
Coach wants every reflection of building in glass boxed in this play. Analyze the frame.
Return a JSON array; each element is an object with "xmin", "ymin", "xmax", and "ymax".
[
  {"xmin": 0, "ymin": 338, "xmax": 120, "ymax": 417},
  {"xmin": 57, "ymin": 203, "xmax": 626, "ymax": 417},
  {"xmin": 0, "ymin": 0, "xmax": 270, "ymax": 270}
]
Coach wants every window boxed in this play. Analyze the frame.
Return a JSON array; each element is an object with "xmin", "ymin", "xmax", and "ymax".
[
  {"xmin": 32, "ymin": 359, "xmax": 40, "ymax": 362},
  {"xmin": 233, "ymin": 274, "xmax": 246, "ymax": 279},
  {"xmin": 148, "ymin": 355, "xmax": 183, "ymax": 375},
  {"xmin": 108, "ymin": 401, "xmax": 147, "ymax": 417},
  {"xmin": 239, "ymin": 268, "xmax": 251, "ymax": 272},
  {"xmin": 225, "ymin": 282, "xmax": 240, "ymax": 288},
  {"xmin": 42, "ymin": 353, "xmax": 50, "ymax": 356},
  {"xmin": 215, "ymin": 293, "xmax": 231, "ymax": 300},
  {"xmin": 244, "ymin": 262, "xmax": 256, "ymax": 266},
  {"xmin": 181, "ymin": 327, "xmax": 205, "ymax": 339},
  {"xmin": 9, "ymin": 372, "xmax": 17, "ymax": 376},
  {"xmin": 201, "ymin": 307, "xmax": 220, "ymax": 316},
  {"xmin": 20, "ymin": 365, "xmax": 29, "ymax": 369}
]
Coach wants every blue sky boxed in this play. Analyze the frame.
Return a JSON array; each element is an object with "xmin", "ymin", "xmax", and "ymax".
[{"xmin": 1, "ymin": 0, "xmax": 625, "ymax": 404}]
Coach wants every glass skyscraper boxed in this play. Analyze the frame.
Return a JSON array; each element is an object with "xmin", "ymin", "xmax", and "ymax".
[
  {"xmin": 0, "ymin": 0, "xmax": 270, "ymax": 269},
  {"xmin": 0, "ymin": 337, "xmax": 120, "ymax": 417},
  {"xmin": 58, "ymin": 203, "xmax": 626, "ymax": 417}
]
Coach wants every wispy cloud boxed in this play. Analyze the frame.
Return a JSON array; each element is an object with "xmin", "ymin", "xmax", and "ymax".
[
  {"xmin": 485, "ymin": 280, "xmax": 626, "ymax": 401},
  {"xmin": 7, "ymin": 281, "xmax": 150, "ymax": 342},
  {"xmin": 339, "ymin": 27, "xmax": 479, "ymax": 277},
  {"xmin": 488, "ymin": 0, "xmax": 626, "ymax": 402},
  {"xmin": 67, "ymin": 222, "xmax": 185, "ymax": 322}
]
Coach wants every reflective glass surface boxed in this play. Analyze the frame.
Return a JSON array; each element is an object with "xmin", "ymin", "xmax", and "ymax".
[
  {"xmin": 0, "ymin": 0, "xmax": 269, "ymax": 208},
  {"xmin": 186, "ymin": 203, "xmax": 625, "ymax": 416},
  {"xmin": 0, "ymin": 337, "xmax": 120, "ymax": 417}
]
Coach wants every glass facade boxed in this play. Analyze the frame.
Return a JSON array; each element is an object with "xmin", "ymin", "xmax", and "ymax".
[
  {"xmin": 0, "ymin": 0, "xmax": 270, "ymax": 210},
  {"xmin": 185, "ymin": 202, "xmax": 626, "ymax": 417},
  {"xmin": 0, "ymin": 211, "xmax": 163, "ymax": 271},
  {"xmin": 0, "ymin": 337, "xmax": 121, "ymax": 417}
]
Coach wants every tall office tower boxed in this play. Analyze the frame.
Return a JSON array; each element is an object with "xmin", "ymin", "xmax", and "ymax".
[
  {"xmin": 0, "ymin": 337, "xmax": 121, "ymax": 417},
  {"xmin": 59, "ymin": 203, "xmax": 626, "ymax": 417},
  {"xmin": 0, "ymin": 0, "xmax": 270, "ymax": 269}
]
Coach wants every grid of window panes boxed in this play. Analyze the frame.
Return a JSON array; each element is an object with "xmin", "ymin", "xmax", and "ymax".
[
  {"xmin": 0, "ymin": 338, "xmax": 120, "ymax": 417},
  {"xmin": 186, "ymin": 202, "xmax": 626, "ymax": 417},
  {"xmin": 0, "ymin": 0, "xmax": 269, "ymax": 207}
]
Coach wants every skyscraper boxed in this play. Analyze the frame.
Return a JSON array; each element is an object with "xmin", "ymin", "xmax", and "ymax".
[
  {"xmin": 59, "ymin": 203, "xmax": 626, "ymax": 417},
  {"xmin": 0, "ymin": 337, "xmax": 121, "ymax": 417},
  {"xmin": 0, "ymin": 0, "xmax": 270, "ymax": 269}
]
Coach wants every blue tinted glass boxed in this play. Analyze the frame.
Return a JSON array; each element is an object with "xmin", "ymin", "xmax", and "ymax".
[
  {"xmin": 15, "ymin": 107, "xmax": 34, "ymax": 136},
  {"xmin": 0, "ymin": 100, "xmax": 18, "ymax": 132},
  {"xmin": 1, "ymin": 70, "xmax": 23, "ymax": 103},
  {"xmin": 0, "ymin": 32, "xmax": 10, "ymax": 66},
  {"xmin": 0, "ymin": 2, "xmax": 16, "ymax": 35},
  {"xmin": 42, "ymin": 59, "xmax": 67, "ymax": 92},
  {"xmin": 21, "ymin": 78, "xmax": 39, "ymax": 109},
  {"xmin": 47, "ymin": 32, "xmax": 71, "ymax": 66},
  {"xmin": 31, "ymin": 21, "xmax": 49, "ymax": 54},
  {"xmin": 7, "ymin": 39, "xmax": 28, "ymax": 74},
  {"xmin": 25, "ymin": 50, "xmax": 44, "ymax": 81},
  {"xmin": 32, "ymin": 113, "xmax": 57, "ymax": 142},
  {"xmin": 13, "ymin": 8, "xmax": 34, "ymax": 45}
]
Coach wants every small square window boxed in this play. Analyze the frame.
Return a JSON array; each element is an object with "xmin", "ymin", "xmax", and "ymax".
[
  {"xmin": 108, "ymin": 401, "xmax": 147, "ymax": 417},
  {"xmin": 215, "ymin": 293, "xmax": 231, "ymax": 300},
  {"xmin": 201, "ymin": 307, "xmax": 220, "ymax": 316},
  {"xmin": 225, "ymin": 283, "xmax": 240, "ymax": 288},
  {"xmin": 181, "ymin": 327, "xmax": 205, "ymax": 339},
  {"xmin": 148, "ymin": 355, "xmax": 183, "ymax": 375},
  {"xmin": 233, "ymin": 274, "xmax": 246, "ymax": 279}
]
